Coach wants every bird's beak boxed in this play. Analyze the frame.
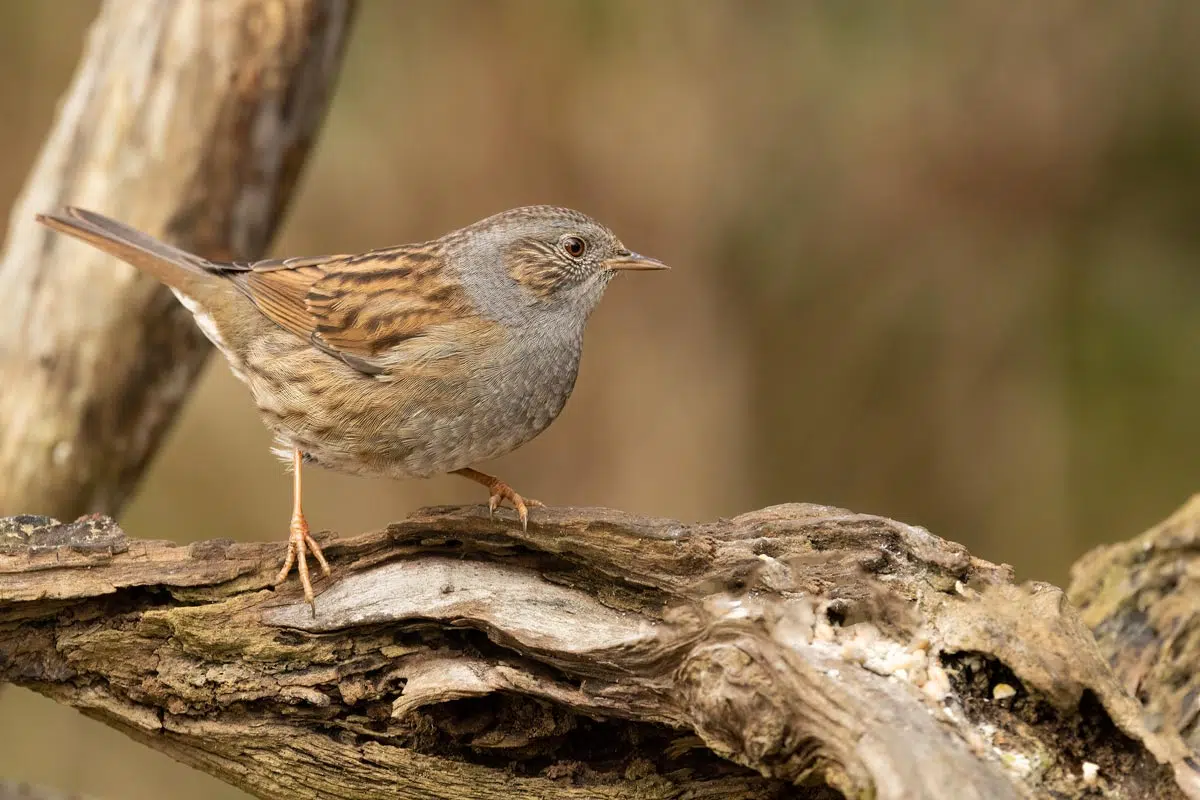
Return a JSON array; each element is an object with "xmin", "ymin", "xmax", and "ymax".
[{"xmin": 604, "ymin": 251, "xmax": 670, "ymax": 271}]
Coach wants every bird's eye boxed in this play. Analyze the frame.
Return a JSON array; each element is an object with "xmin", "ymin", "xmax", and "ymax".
[{"xmin": 561, "ymin": 236, "xmax": 587, "ymax": 258}]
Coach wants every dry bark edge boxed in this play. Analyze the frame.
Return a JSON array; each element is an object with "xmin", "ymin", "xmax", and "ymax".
[{"xmin": 1069, "ymin": 494, "xmax": 1200, "ymax": 757}]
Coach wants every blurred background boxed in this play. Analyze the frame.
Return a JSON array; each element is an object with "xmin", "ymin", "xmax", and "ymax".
[{"xmin": 4, "ymin": 1, "xmax": 1200, "ymax": 797}]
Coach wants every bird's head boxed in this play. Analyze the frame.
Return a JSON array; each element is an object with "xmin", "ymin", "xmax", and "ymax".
[{"xmin": 463, "ymin": 205, "xmax": 668, "ymax": 319}]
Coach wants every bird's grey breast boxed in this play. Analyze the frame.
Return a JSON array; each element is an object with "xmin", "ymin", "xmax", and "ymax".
[
  {"xmin": 458, "ymin": 305, "xmax": 584, "ymax": 461},
  {"xmin": 414, "ymin": 232, "xmax": 588, "ymax": 465}
]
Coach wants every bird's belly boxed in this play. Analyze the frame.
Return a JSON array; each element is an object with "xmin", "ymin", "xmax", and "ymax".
[{"xmin": 249, "ymin": 337, "xmax": 579, "ymax": 480}]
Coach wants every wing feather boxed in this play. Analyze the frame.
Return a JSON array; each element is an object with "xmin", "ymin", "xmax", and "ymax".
[{"xmin": 228, "ymin": 245, "xmax": 475, "ymax": 375}]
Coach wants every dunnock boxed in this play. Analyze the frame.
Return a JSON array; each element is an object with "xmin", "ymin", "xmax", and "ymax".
[{"xmin": 36, "ymin": 206, "xmax": 667, "ymax": 608}]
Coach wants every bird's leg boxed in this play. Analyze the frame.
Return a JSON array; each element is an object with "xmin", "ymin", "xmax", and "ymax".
[
  {"xmin": 275, "ymin": 449, "xmax": 331, "ymax": 613},
  {"xmin": 452, "ymin": 467, "xmax": 544, "ymax": 530}
]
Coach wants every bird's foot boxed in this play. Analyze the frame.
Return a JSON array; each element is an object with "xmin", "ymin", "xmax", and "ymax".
[
  {"xmin": 485, "ymin": 480, "xmax": 544, "ymax": 531},
  {"xmin": 452, "ymin": 467, "xmax": 544, "ymax": 530},
  {"xmin": 274, "ymin": 513, "xmax": 331, "ymax": 614}
]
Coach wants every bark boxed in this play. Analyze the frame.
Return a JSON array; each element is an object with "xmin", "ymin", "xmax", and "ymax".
[
  {"xmin": 0, "ymin": 504, "xmax": 1194, "ymax": 800},
  {"xmin": 1070, "ymin": 496, "xmax": 1200, "ymax": 757},
  {"xmin": 0, "ymin": 0, "xmax": 356, "ymax": 519}
]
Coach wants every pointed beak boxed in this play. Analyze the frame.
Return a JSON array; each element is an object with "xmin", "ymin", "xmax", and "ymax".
[{"xmin": 604, "ymin": 251, "xmax": 670, "ymax": 272}]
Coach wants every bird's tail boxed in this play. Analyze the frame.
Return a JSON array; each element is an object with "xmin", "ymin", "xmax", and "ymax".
[{"xmin": 35, "ymin": 207, "xmax": 217, "ymax": 292}]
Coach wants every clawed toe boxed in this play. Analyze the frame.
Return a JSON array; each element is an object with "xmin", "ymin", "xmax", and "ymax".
[
  {"xmin": 485, "ymin": 484, "xmax": 542, "ymax": 530},
  {"xmin": 453, "ymin": 467, "xmax": 543, "ymax": 530},
  {"xmin": 275, "ymin": 516, "xmax": 330, "ymax": 614}
]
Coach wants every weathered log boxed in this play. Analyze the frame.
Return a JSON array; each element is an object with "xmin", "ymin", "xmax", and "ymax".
[
  {"xmin": 0, "ymin": 0, "xmax": 356, "ymax": 519},
  {"xmin": 1, "ymin": 504, "xmax": 1194, "ymax": 799},
  {"xmin": 1070, "ymin": 495, "xmax": 1200, "ymax": 756}
]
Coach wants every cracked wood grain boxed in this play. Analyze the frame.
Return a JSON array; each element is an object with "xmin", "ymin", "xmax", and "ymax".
[
  {"xmin": 0, "ymin": 0, "xmax": 356, "ymax": 519},
  {"xmin": 1, "ymin": 504, "xmax": 1194, "ymax": 799}
]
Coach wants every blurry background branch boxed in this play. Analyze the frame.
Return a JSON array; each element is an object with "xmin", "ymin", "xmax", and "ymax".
[
  {"xmin": 0, "ymin": 0, "xmax": 356, "ymax": 519},
  {"xmin": 1, "ymin": 505, "xmax": 1194, "ymax": 800}
]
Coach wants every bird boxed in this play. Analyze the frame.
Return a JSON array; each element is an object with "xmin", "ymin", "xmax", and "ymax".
[{"xmin": 36, "ymin": 205, "xmax": 668, "ymax": 609}]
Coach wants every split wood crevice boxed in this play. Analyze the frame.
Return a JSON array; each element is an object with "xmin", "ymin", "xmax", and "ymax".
[
  {"xmin": 1070, "ymin": 495, "xmax": 1200, "ymax": 759},
  {"xmin": 2, "ymin": 503, "xmax": 1197, "ymax": 800}
]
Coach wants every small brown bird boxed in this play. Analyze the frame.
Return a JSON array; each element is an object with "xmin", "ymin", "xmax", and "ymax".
[{"xmin": 36, "ymin": 205, "xmax": 667, "ymax": 607}]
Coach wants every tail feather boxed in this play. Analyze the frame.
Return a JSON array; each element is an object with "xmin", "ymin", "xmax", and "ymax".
[{"xmin": 35, "ymin": 207, "xmax": 216, "ymax": 292}]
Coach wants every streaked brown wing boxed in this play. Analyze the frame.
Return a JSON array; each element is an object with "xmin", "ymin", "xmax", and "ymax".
[
  {"xmin": 229, "ymin": 247, "xmax": 470, "ymax": 375},
  {"xmin": 237, "ymin": 261, "xmax": 327, "ymax": 340},
  {"xmin": 307, "ymin": 249, "xmax": 470, "ymax": 360}
]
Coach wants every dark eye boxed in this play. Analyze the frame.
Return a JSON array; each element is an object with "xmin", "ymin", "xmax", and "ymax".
[{"xmin": 561, "ymin": 236, "xmax": 586, "ymax": 258}]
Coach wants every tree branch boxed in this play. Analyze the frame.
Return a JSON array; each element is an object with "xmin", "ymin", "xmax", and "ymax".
[
  {"xmin": 0, "ymin": 0, "xmax": 356, "ymax": 518},
  {"xmin": 1, "ymin": 504, "xmax": 1192, "ymax": 799}
]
